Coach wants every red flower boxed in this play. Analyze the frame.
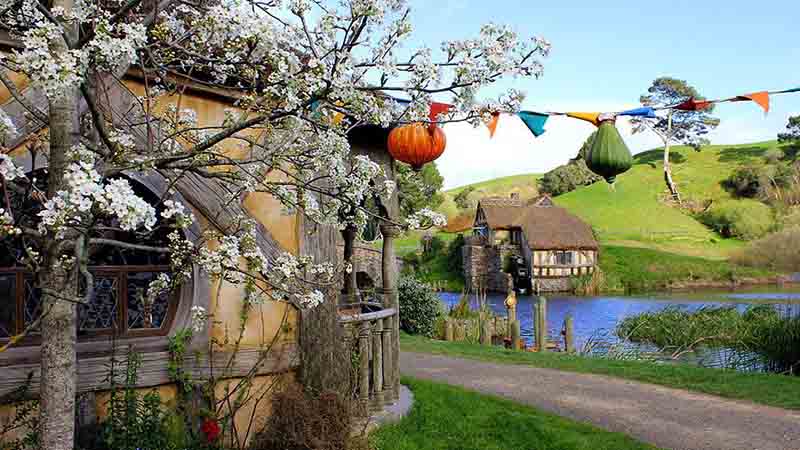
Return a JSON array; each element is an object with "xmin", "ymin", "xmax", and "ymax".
[{"xmin": 201, "ymin": 418, "xmax": 221, "ymax": 443}]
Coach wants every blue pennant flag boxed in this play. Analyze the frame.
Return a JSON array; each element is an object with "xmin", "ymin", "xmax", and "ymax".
[
  {"xmin": 618, "ymin": 107, "xmax": 657, "ymax": 118},
  {"xmin": 518, "ymin": 111, "xmax": 549, "ymax": 137}
]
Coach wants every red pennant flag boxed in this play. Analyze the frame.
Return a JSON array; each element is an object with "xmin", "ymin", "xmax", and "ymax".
[
  {"xmin": 429, "ymin": 102, "xmax": 452, "ymax": 124},
  {"xmin": 487, "ymin": 112, "xmax": 500, "ymax": 138},
  {"xmin": 674, "ymin": 97, "xmax": 713, "ymax": 111},
  {"xmin": 734, "ymin": 91, "xmax": 770, "ymax": 114}
]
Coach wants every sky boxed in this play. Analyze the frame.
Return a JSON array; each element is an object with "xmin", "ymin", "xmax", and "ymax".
[{"xmin": 400, "ymin": 0, "xmax": 800, "ymax": 189}]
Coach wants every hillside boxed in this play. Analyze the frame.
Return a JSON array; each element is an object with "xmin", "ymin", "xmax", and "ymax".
[{"xmin": 440, "ymin": 140, "xmax": 788, "ymax": 259}]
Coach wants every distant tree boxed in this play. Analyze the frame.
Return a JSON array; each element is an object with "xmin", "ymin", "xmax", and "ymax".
[
  {"xmin": 778, "ymin": 115, "xmax": 800, "ymax": 160},
  {"xmin": 396, "ymin": 162, "xmax": 445, "ymax": 219},
  {"xmin": 631, "ymin": 77, "xmax": 721, "ymax": 203},
  {"xmin": 453, "ymin": 186, "xmax": 476, "ymax": 210}
]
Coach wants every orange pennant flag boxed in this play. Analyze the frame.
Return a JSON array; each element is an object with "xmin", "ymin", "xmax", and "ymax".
[
  {"xmin": 566, "ymin": 112, "xmax": 601, "ymax": 127},
  {"xmin": 487, "ymin": 112, "xmax": 501, "ymax": 138},
  {"xmin": 735, "ymin": 91, "xmax": 770, "ymax": 114}
]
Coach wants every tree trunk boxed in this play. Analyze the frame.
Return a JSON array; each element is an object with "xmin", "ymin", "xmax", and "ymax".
[
  {"xmin": 40, "ymin": 2, "xmax": 80, "ymax": 448},
  {"xmin": 663, "ymin": 110, "xmax": 681, "ymax": 204}
]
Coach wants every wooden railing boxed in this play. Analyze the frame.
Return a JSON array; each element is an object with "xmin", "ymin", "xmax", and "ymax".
[{"xmin": 339, "ymin": 305, "xmax": 399, "ymax": 411}]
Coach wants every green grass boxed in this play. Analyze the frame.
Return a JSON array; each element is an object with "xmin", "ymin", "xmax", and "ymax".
[
  {"xmin": 439, "ymin": 173, "xmax": 541, "ymax": 218},
  {"xmin": 400, "ymin": 334, "xmax": 800, "ymax": 410},
  {"xmin": 371, "ymin": 377, "xmax": 659, "ymax": 450},
  {"xmin": 599, "ymin": 245, "xmax": 777, "ymax": 292}
]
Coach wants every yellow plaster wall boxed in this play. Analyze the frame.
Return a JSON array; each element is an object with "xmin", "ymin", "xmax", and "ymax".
[{"xmin": 0, "ymin": 71, "xmax": 29, "ymax": 106}]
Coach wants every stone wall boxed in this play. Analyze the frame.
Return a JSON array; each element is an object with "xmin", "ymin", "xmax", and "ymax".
[
  {"xmin": 534, "ymin": 277, "xmax": 571, "ymax": 293},
  {"xmin": 463, "ymin": 243, "xmax": 521, "ymax": 293}
]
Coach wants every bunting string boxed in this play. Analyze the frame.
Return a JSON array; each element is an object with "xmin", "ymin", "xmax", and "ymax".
[{"xmin": 314, "ymin": 84, "xmax": 800, "ymax": 140}]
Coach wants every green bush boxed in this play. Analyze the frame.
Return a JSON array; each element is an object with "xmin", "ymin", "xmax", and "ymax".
[
  {"xmin": 696, "ymin": 200, "xmax": 774, "ymax": 240},
  {"xmin": 538, "ymin": 159, "xmax": 600, "ymax": 196},
  {"xmin": 445, "ymin": 234, "xmax": 465, "ymax": 273},
  {"xmin": 398, "ymin": 275, "xmax": 443, "ymax": 337},
  {"xmin": 723, "ymin": 165, "xmax": 762, "ymax": 198}
]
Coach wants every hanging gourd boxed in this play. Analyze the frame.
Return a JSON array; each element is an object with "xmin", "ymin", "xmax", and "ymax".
[
  {"xmin": 387, "ymin": 123, "xmax": 447, "ymax": 170},
  {"xmin": 586, "ymin": 118, "xmax": 633, "ymax": 184}
]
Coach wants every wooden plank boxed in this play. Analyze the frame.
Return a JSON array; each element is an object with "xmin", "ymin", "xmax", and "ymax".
[{"xmin": 0, "ymin": 344, "xmax": 298, "ymax": 396}]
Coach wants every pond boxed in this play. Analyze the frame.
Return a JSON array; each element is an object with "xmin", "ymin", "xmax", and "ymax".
[{"xmin": 437, "ymin": 287, "xmax": 800, "ymax": 356}]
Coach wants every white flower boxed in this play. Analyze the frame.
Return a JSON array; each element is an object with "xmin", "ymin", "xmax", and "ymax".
[
  {"xmin": 190, "ymin": 305, "xmax": 207, "ymax": 333},
  {"xmin": 0, "ymin": 154, "xmax": 25, "ymax": 181}
]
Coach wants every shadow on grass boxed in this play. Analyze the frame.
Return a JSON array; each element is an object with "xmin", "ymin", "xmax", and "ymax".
[
  {"xmin": 634, "ymin": 149, "xmax": 686, "ymax": 168},
  {"xmin": 717, "ymin": 146, "xmax": 767, "ymax": 163}
]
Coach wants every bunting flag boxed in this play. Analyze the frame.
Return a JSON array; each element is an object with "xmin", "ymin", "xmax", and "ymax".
[
  {"xmin": 487, "ymin": 112, "xmax": 501, "ymax": 137},
  {"xmin": 733, "ymin": 91, "xmax": 770, "ymax": 114},
  {"xmin": 618, "ymin": 107, "xmax": 656, "ymax": 118},
  {"xmin": 566, "ymin": 112, "xmax": 601, "ymax": 126},
  {"xmin": 429, "ymin": 102, "xmax": 452, "ymax": 124},
  {"xmin": 674, "ymin": 97, "xmax": 713, "ymax": 111},
  {"xmin": 518, "ymin": 111, "xmax": 549, "ymax": 137}
]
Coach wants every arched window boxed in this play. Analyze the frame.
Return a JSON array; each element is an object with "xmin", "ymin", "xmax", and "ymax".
[{"xmin": 0, "ymin": 170, "xmax": 181, "ymax": 342}]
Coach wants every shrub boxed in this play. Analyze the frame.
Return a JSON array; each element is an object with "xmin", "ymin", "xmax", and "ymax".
[
  {"xmin": 723, "ymin": 165, "xmax": 762, "ymax": 198},
  {"xmin": 398, "ymin": 275, "xmax": 443, "ymax": 337},
  {"xmin": 538, "ymin": 159, "xmax": 600, "ymax": 196},
  {"xmin": 250, "ymin": 384, "xmax": 362, "ymax": 450},
  {"xmin": 695, "ymin": 200, "xmax": 774, "ymax": 240},
  {"xmin": 732, "ymin": 226, "xmax": 800, "ymax": 271}
]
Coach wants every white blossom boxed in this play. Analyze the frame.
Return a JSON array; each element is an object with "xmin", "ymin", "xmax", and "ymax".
[
  {"xmin": 190, "ymin": 305, "xmax": 208, "ymax": 333},
  {"xmin": 0, "ymin": 154, "xmax": 25, "ymax": 181}
]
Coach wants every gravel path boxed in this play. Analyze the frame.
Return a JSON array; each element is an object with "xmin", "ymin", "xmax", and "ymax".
[{"xmin": 401, "ymin": 352, "xmax": 800, "ymax": 450}]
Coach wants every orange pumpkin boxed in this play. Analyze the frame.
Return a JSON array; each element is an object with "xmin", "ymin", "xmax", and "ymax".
[{"xmin": 387, "ymin": 123, "xmax": 447, "ymax": 170}]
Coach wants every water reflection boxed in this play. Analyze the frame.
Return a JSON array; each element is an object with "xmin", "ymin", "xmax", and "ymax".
[{"xmin": 438, "ymin": 289, "xmax": 800, "ymax": 351}]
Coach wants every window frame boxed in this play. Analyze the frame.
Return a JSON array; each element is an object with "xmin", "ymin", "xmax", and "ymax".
[{"xmin": 0, "ymin": 264, "xmax": 179, "ymax": 345}]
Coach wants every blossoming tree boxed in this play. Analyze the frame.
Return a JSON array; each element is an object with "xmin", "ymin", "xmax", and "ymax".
[{"xmin": 0, "ymin": 0, "xmax": 549, "ymax": 448}]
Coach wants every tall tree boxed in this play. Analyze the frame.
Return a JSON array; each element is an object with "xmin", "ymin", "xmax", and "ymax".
[
  {"xmin": 396, "ymin": 162, "xmax": 445, "ymax": 219},
  {"xmin": 0, "ymin": 1, "xmax": 550, "ymax": 448},
  {"xmin": 631, "ymin": 77, "xmax": 720, "ymax": 203}
]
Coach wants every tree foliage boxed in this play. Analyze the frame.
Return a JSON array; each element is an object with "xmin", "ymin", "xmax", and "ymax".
[
  {"xmin": 396, "ymin": 162, "xmax": 444, "ymax": 219},
  {"xmin": 453, "ymin": 186, "xmax": 476, "ymax": 210},
  {"xmin": 632, "ymin": 77, "xmax": 721, "ymax": 149},
  {"xmin": 0, "ymin": 1, "xmax": 551, "ymax": 448}
]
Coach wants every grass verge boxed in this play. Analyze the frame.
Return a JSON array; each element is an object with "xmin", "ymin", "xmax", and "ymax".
[
  {"xmin": 599, "ymin": 245, "xmax": 778, "ymax": 292},
  {"xmin": 400, "ymin": 334, "xmax": 800, "ymax": 410},
  {"xmin": 371, "ymin": 377, "xmax": 659, "ymax": 450}
]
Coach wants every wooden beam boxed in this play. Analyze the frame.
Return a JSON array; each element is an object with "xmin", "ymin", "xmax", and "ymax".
[{"xmin": 0, "ymin": 344, "xmax": 298, "ymax": 396}]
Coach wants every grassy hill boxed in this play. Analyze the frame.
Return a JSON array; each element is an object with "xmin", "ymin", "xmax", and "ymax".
[
  {"xmin": 439, "ymin": 140, "xmax": 787, "ymax": 259},
  {"xmin": 438, "ymin": 173, "xmax": 541, "ymax": 218}
]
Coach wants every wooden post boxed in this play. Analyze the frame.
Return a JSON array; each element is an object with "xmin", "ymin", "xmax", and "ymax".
[
  {"xmin": 532, "ymin": 303, "xmax": 540, "ymax": 351},
  {"xmin": 479, "ymin": 318, "xmax": 491, "ymax": 346},
  {"xmin": 444, "ymin": 318, "xmax": 454, "ymax": 341},
  {"xmin": 564, "ymin": 315, "xmax": 575, "ymax": 354},
  {"xmin": 511, "ymin": 320, "xmax": 521, "ymax": 351},
  {"xmin": 371, "ymin": 319, "xmax": 384, "ymax": 410},
  {"xmin": 358, "ymin": 321, "xmax": 370, "ymax": 408},
  {"xmin": 537, "ymin": 297, "xmax": 547, "ymax": 352}
]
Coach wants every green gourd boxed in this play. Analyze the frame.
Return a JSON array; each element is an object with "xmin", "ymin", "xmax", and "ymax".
[{"xmin": 586, "ymin": 120, "xmax": 633, "ymax": 184}]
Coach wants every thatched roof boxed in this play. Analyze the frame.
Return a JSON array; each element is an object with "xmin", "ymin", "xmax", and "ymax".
[
  {"xmin": 476, "ymin": 196, "xmax": 524, "ymax": 230},
  {"xmin": 477, "ymin": 195, "xmax": 598, "ymax": 250}
]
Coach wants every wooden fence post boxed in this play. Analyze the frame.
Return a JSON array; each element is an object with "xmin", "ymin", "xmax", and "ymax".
[
  {"xmin": 564, "ymin": 315, "xmax": 575, "ymax": 354},
  {"xmin": 511, "ymin": 321, "xmax": 521, "ymax": 351},
  {"xmin": 537, "ymin": 297, "xmax": 547, "ymax": 352}
]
